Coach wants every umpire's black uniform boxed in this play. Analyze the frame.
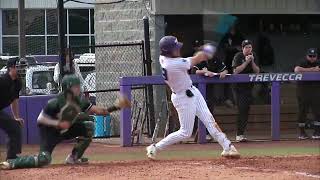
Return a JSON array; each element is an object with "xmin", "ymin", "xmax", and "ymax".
[{"xmin": 0, "ymin": 60, "xmax": 22, "ymax": 160}]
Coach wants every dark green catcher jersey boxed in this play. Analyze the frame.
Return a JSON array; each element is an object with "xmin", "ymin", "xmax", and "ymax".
[{"xmin": 42, "ymin": 93, "xmax": 92, "ymax": 123}]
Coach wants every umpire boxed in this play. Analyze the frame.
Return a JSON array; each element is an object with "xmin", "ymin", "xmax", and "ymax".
[
  {"xmin": 294, "ymin": 48, "xmax": 320, "ymax": 140},
  {"xmin": 0, "ymin": 58, "xmax": 24, "ymax": 160},
  {"xmin": 232, "ymin": 40, "xmax": 260, "ymax": 142}
]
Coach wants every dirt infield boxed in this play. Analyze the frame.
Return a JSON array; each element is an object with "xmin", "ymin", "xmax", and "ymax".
[
  {"xmin": 0, "ymin": 141, "xmax": 319, "ymax": 180},
  {"xmin": 1, "ymin": 156, "xmax": 319, "ymax": 180}
]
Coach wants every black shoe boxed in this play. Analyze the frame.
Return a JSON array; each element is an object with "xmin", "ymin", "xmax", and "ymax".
[
  {"xmin": 312, "ymin": 131, "xmax": 320, "ymax": 140},
  {"xmin": 298, "ymin": 131, "xmax": 309, "ymax": 140}
]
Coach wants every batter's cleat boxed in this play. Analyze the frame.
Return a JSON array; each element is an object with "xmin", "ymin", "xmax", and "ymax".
[
  {"xmin": 221, "ymin": 145, "xmax": 240, "ymax": 158},
  {"xmin": 236, "ymin": 135, "xmax": 247, "ymax": 142},
  {"xmin": 0, "ymin": 161, "xmax": 13, "ymax": 170},
  {"xmin": 65, "ymin": 154, "xmax": 89, "ymax": 165},
  {"xmin": 146, "ymin": 144, "xmax": 157, "ymax": 160}
]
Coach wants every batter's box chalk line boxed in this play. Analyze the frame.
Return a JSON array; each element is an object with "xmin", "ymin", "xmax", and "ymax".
[{"xmin": 235, "ymin": 166, "xmax": 320, "ymax": 179}]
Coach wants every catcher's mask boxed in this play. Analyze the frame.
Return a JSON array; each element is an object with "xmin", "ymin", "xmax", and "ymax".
[{"xmin": 61, "ymin": 74, "xmax": 81, "ymax": 97}]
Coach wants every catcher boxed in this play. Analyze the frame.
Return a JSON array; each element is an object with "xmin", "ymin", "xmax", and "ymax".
[{"xmin": 0, "ymin": 74, "xmax": 130, "ymax": 170}]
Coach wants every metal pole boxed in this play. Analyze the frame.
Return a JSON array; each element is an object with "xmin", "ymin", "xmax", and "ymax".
[
  {"xmin": 143, "ymin": 16, "xmax": 156, "ymax": 136},
  {"xmin": 271, "ymin": 82, "xmax": 280, "ymax": 140},
  {"xmin": 18, "ymin": 0, "xmax": 26, "ymax": 58},
  {"xmin": 120, "ymin": 83, "xmax": 132, "ymax": 147},
  {"xmin": 57, "ymin": 0, "xmax": 66, "ymax": 80}
]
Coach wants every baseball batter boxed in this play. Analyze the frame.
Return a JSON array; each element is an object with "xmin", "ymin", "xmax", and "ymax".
[{"xmin": 146, "ymin": 36, "xmax": 240, "ymax": 159}]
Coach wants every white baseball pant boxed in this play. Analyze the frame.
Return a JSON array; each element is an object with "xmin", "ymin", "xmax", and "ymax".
[{"xmin": 155, "ymin": 86, "xmax": 231, "ymax": 151}]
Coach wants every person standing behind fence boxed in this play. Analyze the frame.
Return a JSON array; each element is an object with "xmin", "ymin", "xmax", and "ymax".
[
  {"xmin": 219, "ymin": 26, "xmax": 244, "ymax": 75},
  {"xmin": 294, "ymin": 48, "xmax": 320, "ymax": 140},
  {"xmin": 232, "ymin": 40, "xmax": 260, "ymax": 142},
  {"xmin": 219, "ymin": 26, "xmax": 244, "ymax": 108},
  {"xmin": 0, "ymin": 58, "xmax": 24, "ymax": 161},
  {"xmin": 191, "ymin": 44, "xmax": 229, "ymax": 108},
  {"xmin": 53, "ymin": 48, "xmax": 84, "ymax": 88}
]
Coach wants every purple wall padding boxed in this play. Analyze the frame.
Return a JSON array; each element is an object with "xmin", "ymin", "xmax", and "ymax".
[
  {"xmin": 26, "ymin": 95, "xmax": 56, "ymax": 144},
  {"xmin": 0, "ymin": 95, "xmax": 56, "ymax": 145}
]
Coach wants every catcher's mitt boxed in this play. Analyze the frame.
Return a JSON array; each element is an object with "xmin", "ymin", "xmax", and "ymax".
[
  {"xmin": 115, "ymin": 95, "xmax": 131, "ymax": 108},
  {"xmin": 107, "ymin": 95, "xmax": 131, "ymax": 113}
]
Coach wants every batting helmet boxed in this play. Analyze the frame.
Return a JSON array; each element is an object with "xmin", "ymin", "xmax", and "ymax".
[
  {"xmin": 61, "ymin": 74, "xmax": 81, "ymax": 92},
  {"xmin": 159, "ymin": 36, "xmax": 183, "ymax": 56}
]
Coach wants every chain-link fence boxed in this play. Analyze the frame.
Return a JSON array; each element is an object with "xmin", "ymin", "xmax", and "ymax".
[
  {"xmin": 69, "ymin": 41, "xmax": 150, "ymax": 137},
  {"xmin": 150, "ymin": 82, "xmax": 273, "ymax": 142},
  {"xmin": 287, "ymin": 81, "xmax": 320, "ymax": 140},
  {"xmin": 124, "ymin": 79, "xmax": 319, "ymax": 145},
  {"xmin": 206, "ymin": 82, "xmax": 271, "ymax": 141}
]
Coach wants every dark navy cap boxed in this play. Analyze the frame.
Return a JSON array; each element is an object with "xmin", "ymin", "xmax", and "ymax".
[
  {"xmin": 159, "ymin": 36, "xmax": 183, "ymax": 53},
  {"xmin": 307, "ymin": 48, "xmax": 317, "ymax": 56},
  {"xmin": 6, "ymin": 57, "xmax": 19, "ymax": 68},
  {"xmin": 241, "ymin": 39, "xmax": 253, "ymax": 48}
]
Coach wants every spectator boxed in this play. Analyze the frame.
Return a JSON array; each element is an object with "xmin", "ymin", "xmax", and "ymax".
[
  {"xmin": 53, "ymin": 48, "xmax": 83, "ymax": 87},
  {"xmin": 191, "ymin": 44, "xmax": 229, "ymax": 108},
  {"xmin": 232, "ymin": 40, "xmax": 260, "ymax": 142},
  {"xmin": 219, "ymin": 26, "xmax": 244, "ymax": 107},
  {"xmin": 219, "ymin": 26, "xmax": 244, "ymax": 73},
  {"xmin": 255, "ymin": 32, "xmax": 274, "ymax": 67},
  {"xmin": 294, "ymin": 48, "xmax": 320, "ymax": 140}
]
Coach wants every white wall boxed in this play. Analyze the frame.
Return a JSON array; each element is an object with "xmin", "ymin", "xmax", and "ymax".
[{"xmin": 153, "ymin": 0, "xmax": 320, "ymax": 14}]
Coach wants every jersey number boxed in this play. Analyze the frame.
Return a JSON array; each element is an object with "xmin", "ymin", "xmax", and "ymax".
[{"xmin": 162, "ymin": 68, "xmax": 168, "ymax": 80}]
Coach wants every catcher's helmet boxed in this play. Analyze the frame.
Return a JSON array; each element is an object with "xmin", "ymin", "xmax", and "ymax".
[
  {"xmin": 61, "ymin": 74, "xmax": 81, "ymax": 91},
  {"xmin": 159, "ymin": 36, "xmax": 183, "ymax": 56}
]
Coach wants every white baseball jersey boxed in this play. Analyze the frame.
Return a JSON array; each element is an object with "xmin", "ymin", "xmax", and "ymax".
[
  {"xmin": 156, "ymin": 55, "xmax": 232, "ymax": 151},
  {"xmin": 159, "ymin": 55, "xmax": 192, "ymax": 93}
]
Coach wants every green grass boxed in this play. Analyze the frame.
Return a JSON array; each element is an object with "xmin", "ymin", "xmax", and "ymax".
[
  {"xmin": 50, "ymin": 146, "xmax": 319, "ymax": 164},
  {"xmin": 2, "ymin": 144, "xmax": 319, "ymax": 164}
]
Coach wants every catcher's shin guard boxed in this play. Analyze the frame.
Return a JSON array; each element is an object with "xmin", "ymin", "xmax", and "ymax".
[
  {"xmin": 71, "ymin": 121, "xmax": 94, "ymax": 159},
  {"xmin": 2, "ymin": 151, "xmax": 51, "ymax": 169}
]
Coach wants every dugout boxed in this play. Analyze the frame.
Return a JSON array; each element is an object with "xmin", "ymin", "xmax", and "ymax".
[
  {"xmin": 93, "ymin": 0, "xmax": 320, "ymax": 140},
  {"xmin": 163, "ymin": 13, "xmax": 320, "ymax": 139},
  {"xmin": 150, "ymin": 0, "xmax": 320, "ymax": 140}
]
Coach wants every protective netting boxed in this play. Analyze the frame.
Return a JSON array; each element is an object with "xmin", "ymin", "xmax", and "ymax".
[
  {"xmin": 91, "ymin": 87, "xmax": 147, "ymax": 138},
  {"xmin": 126, "ymin": 80, "xmax": 319, "ymax": 145},
  {"xmin": 285, "ymin": 81, "xmax": 320, "ymax": 139},
  {"xmin": 69, "ymin": 41, "xmax": 148, "ymax": 137}
]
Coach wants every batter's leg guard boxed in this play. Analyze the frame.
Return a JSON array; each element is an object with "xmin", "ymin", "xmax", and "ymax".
[
  {"xmin": 2, "ymin": 151, "xmax": 51, "ymax": 169},
  {"xmin": 71, "ymin": 121, "xmax": 94, "ymax": 159}
]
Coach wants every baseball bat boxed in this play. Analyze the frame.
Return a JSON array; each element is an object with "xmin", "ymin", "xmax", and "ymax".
[
  {"xmin": 151, "ymin": 100, "xmax": 166, "ymax": 143},
  {"xmin": 131, "ymin": 107, "xmax": 142, "ymax": 145}
]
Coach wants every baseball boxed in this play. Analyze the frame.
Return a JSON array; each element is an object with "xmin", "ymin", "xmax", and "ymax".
[{"xmin": 202, "ymin": 44, "xmax": 216, "ymax": 59}]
